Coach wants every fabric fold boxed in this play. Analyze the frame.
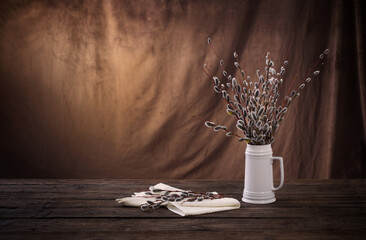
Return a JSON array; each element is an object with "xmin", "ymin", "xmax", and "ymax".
[{"xmin": 116, "ymin": 183, "xmax": 241, "ymax": 216}]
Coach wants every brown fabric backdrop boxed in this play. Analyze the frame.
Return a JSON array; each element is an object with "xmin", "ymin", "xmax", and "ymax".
[{"xmin": 0, "ymin": 0, "xmax": 365, "ymax": 179}]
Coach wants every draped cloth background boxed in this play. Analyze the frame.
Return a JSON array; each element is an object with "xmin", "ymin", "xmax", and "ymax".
[{"xmin": 0, "ymin": 0, "xmax": 365, "ymax": 179}]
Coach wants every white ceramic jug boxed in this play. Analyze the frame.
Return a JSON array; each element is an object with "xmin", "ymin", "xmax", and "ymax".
[{"xmin": 242, "ymin": 144, "xmax": 284, "ymax": 204}]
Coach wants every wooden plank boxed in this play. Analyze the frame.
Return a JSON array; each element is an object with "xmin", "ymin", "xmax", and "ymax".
[
  {"xmin": 1, "ymin": 230, "xmax": 365, "ymax": 240},
  {"xmin": 1, "ymin": 218, "xmax": 365, "ymax": 233},
  {"xmin": 0, "ymin": 179, "xmax": 364, "ymax": 187},
  {"xmin": 0, "ymin": 181, "xmax": 364, "ymax": 200},
  {"xmin": 0, "ymin": 206, "xmax": 365, "ymax": 219},
  {"xmin": 1, "ymin": 183, "xmax": 365, "ymax": 193},
  {"xmin": 0, "ymin": 198, "xmax": 364, "ymax": 209},
  {"xmin": 0, "ymin": 180, "xmax": 364, "ymax": 192},
  {"xmin": 0, "ymin": 192, "xmax": 364, "ymax": 201}
]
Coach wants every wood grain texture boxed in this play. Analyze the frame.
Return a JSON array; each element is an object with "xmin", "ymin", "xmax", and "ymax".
[{"xmin": 0, "ymin": 179, "xmax": 365, "ymax": 239}]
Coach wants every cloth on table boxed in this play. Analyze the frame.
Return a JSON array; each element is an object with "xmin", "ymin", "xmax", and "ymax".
[{"xmin": 116, "ymin": 183, "xmax": 241, "ymax": 216}]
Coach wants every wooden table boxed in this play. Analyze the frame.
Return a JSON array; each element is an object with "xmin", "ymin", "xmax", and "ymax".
[{"xmin": 0, "ymin": 179, "xmax": 365, "ymax": 239}]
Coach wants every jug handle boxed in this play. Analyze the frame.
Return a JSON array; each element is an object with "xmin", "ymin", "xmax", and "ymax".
[{"xmin": 271, "ymin": 156, "xmax": 284, "ymax": 191}]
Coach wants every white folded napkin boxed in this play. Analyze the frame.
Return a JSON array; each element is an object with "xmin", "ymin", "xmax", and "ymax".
[{"xmin": 116, "ymin": 183, "xmax": 241, "ymax": 216}]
